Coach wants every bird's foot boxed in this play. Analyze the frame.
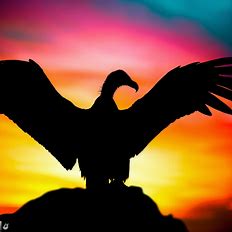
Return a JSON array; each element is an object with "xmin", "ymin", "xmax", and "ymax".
[{"xmin": 109, "ymin": 179, "xmax": 127, "ymax": 190}]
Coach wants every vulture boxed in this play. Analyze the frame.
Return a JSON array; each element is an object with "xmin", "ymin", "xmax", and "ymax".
[{"xmin": 0, "ymin": 57, "xmax": 232, "ymax": 189}]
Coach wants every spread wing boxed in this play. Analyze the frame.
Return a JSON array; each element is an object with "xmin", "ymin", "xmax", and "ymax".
[
  {"xmin": 126, "ymin": 57, "xmax": 232, "ymax": 156},
  {"xmin": 0, "ymin": 59, "xmax": 85, "ymax": 170}
]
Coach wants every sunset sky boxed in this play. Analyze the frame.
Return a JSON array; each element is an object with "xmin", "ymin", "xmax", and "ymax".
[{"xmin": 0, "ymin": 1, "xmax": 232, "ymax": 231}]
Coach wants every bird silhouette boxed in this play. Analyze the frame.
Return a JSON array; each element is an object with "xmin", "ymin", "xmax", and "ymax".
[{"xmin": 0, "ymin": 57, "xmax": 231, "ymax": 189}]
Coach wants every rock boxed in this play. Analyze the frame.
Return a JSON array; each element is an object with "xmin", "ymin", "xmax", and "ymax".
[{"xmin": 0, "ymin": 184, "xmax": 188, "ymax": 232}]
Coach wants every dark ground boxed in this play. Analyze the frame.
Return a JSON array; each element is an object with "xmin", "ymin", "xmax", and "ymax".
[{"xmin": 0, "ymin": 184, "xmax": 189, "ymax": 232}]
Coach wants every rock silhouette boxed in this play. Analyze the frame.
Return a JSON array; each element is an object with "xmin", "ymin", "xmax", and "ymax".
[
  {"xmin": 0, "ymin": 58, "xmax": 232, "ymax": 188},
  {"xmin": 0, "ymin": 185, "xmax": 188, "ymax": 232}
]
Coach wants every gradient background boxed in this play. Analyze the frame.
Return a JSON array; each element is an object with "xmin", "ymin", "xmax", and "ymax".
[{"xmin": 0, "ymin": 1, "xmax": 232, "ymax": 231}]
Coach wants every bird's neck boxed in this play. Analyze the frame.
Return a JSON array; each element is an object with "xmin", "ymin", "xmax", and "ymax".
[{"xmin": 101, "ymin": 83, "xmax": 117, "ymax": 98}]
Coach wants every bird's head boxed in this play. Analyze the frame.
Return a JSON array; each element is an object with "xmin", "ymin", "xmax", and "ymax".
[{"xmin": 101, "ymin": 70, "xmax": 139, "ymax": 97}]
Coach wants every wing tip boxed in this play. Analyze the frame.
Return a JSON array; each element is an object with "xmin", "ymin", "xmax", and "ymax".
[
  {"xmin": 203, "ymin": 57, "xmax": 232, "ymax": 67},
  {"xmin": 198, "ymin": 105, "xmax": 212, "ymax": 116}
]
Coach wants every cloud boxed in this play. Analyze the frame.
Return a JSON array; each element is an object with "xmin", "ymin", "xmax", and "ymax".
[
  {"xmin": 111, "ymin": 0, "xmax": 232, "ymax": 51},
  {"xmin": 184, "ymin": 199, "xmax": 232, "ymax": 232},
  {"xmin": 0, "ymin": 28, "xmax": 49, "ymax": 43}
]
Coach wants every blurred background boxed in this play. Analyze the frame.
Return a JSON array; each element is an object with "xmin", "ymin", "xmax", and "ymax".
[{"xmin": 0, "ymin": 1, "xmax": 232, "ymax": 231}]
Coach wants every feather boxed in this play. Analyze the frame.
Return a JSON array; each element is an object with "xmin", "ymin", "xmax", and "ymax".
[
  {"xmin": 215, "ymin": 66, "xmax": 232, "ymax": 75},
  {"xmin": 215, "ymin": 76, "xmax": 232, "ymax": 90},
  {"xmin": 202, "ymin": 57, "xmax": 232, "ymax": 67},
  {"xmin": 198, "ymin": 104, "xmax": 212, "ymax": 116},
  {"xmin": 206, "ymin": 93, "xmax": 232, "ymax": 114},
  {"xmin": 209, "ymin": 85, "xmax": 232, "ymax": 101}
]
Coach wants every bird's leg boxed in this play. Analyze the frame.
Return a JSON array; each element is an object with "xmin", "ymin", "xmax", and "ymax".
[
  {"xmin": 109, "ymin": 158, "xmax": 129, "ymax": 188},
  {"xmin": 86, "ymin": 176, "xmax": 109, "ymax": 190},
  {"xmin": 110, "ymin": 178, "xmax": 126, "ymax": 188}
]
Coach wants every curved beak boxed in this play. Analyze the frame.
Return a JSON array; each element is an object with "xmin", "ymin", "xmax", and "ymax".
[{"xmin": 128, "ymin": 80, "xmax": 139, "ymax": 92}]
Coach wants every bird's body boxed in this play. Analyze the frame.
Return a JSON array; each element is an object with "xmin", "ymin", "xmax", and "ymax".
[
  {"xmin": 78, "ymin": 70, "xmax": 138, "ymax": 188},
  {"xmin": 0, "ymin": 58, "xmax": 231, "ymax": 189}
]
